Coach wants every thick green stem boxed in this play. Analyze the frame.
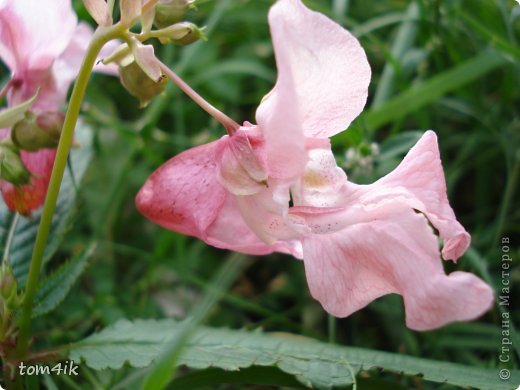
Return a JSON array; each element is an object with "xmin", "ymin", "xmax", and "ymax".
[{"xmin": 14, "ymin": 24, "xmax": 124, "ymax": 358}]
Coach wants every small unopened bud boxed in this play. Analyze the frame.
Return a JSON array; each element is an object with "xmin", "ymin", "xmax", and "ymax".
[
  {"xmin": 155, "ymin": 22, "xmax": 206, "ymax": 45},
  {"xmin": 154, "ymin": 0, "xmax": 195, "ymax": 29},
  {"xmin": 36, "ymin": 111, "xmax": 65, "ymax": 141},
  {"xmin": 120, "ymin": 61, "xmax": 167, "ymax": 108},
  {"xmin": 11, "ymin": 111, "xmax": 63, "ymax": 152},
  {"xmin": 0, "ymin": 144, "xmax": 30, "ymax": 186},
  {"xmin": 0, "ymin": 264, "xmax": 17, "ymax": 302}
]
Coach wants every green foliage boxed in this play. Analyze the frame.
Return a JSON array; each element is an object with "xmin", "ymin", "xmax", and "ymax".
[
  {"xmin": 69, "ymin": 318, "xmax": 520, "ymax": 390},
  {"xmin": 0, "ymin": 123, "xmax": 93, "ymax": 283},
  {"xmin": 31, "ymin": 243, "xmax": 96, "ymax": 318}
]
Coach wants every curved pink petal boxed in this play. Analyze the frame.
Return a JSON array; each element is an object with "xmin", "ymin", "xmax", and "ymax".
[
  {"xmin": 293, "ymin": 132, "xmax": 471, "ymax": 261},
  {"xmin": 0, "ymin": 0, "xmax": 77, "ymax": 72},
  {"xmin": 372, "ymin": 131, "xmax": 470, "ymax": 260},
  {"xmin": 299, "ymin": 203, "xmax": 493, "ymax": 331},
  {"xmin": 0, "ymin": 148, "xmax": 55, "ymax": 215},
  {"xmin": 257, "ymin": 0, "xmax": 370, "ymax": 140},
  {"xmin": 136, "ymin": 139, "xmax": 299, "ymax": 256},
  {"xmin": 207, "ymin": 194, "xmax": 302, "ymax": 257},
  {"xmin": 254, "ymin": 4, "xmax": 306, "ymax": 180},
  {"xmin": 136, "ymin": 140, "xmax": 228, "ymax": 239},
  {"xmin": 216, "ymin": 126, "xmax": 268, "ymax": 196}
]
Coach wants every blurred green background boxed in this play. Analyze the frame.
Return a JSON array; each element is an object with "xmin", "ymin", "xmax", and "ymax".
[{"xmin": 13, "ymin": 0, "xmax": 519, "ymax": 388}]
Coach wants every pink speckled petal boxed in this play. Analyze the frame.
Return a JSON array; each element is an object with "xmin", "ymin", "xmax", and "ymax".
[
  {"xmin": 300, "ymin": 204, "xmax": 493, "ymax": 331},
  {"xmin": 136, "ymin": 139, "xmax": 299, "ymax": 256},
  {"xmin": 257, "ymin": 0, "xmax": 370, "ymax": 140},
  {"xmin": 136, "ymin": 140, "xmax": 227, "ymax": 239}
]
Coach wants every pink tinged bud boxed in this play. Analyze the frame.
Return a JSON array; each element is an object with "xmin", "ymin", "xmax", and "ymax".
[
  {"xmin": 119, "ymin": 61, "xmax": 167, "ymax": 107},
  {"xmin": 11, "ymin": 111, "xmax": 64, "ymax": 151},
  {"xmin": 36, "ymin": 111, "xmax": 65, "ymax": 141},
  {"xmin": 0, "ymin": 148, "xmax": 55, "ymax": 216},
  {"xmin": 154, "ymin": 0, "xmax": 195, "ymax": 29},
  {"xmin": 83, "ymin": 0, "xmax": 113, "ymax": 26},
  {"xmin": 120, "ymin": 0, "xmax": 142, "ymax": 28},
  {"xmin": 0, "ymin": 144, "xmax": 31, "ymax": 186},
  {"xmin": 130, "ymin": 39, "xmax": 163, "ymax": 81}
]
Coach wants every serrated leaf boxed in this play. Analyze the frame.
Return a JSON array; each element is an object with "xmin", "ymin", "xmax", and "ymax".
[
  {"xmin": 0, "ymin": 122, "xmax": 93, "ymax": 284},
  {"xmin": 31, "ymin": 243, "xmax": 96, "ymax": 318},
  {"xmin": 68, "ymin": 319, "xmax": 520, "ymax": 390}
]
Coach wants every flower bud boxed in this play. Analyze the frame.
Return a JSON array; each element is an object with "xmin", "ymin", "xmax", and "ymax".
[
  {"xmin": 0, "ymin": 144, "xmax": 31, "ymax": 186},
  {"xmin": 155, "ymin": 22, "xmax": 206, "ymax": 45},
  {"xmin": 36, "ymin": 111, "xmax": 65, "ymax": 141},
  {"xmin": 120, "ymin": 61, "xmax": 167, "ymax": 108},
  {"xmin": 11, "ymin": 111, "xmax": 63, "ymax": 152},
  {"xmin": 154, "ymin": 0, "xmax": 195, "ymax": 29},
  {"xmin": 0, "ymin": 264, "xmax": 18, "ymax": 303}
]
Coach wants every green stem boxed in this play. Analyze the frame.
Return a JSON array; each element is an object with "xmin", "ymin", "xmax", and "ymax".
[{"xmin": 14, "ymin": 24, "xmax": 125, "ymax": 358}]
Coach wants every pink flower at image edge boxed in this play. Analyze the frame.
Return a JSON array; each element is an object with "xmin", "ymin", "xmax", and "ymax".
[{"xmin": 0, "ymin": 0, "xmax": 117, "ymax": 215}]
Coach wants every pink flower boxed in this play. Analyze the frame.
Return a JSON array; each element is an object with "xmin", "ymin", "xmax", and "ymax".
[
  {"xmin": 288, "ymin": 133, "xmax": 492, "ymax": 330},
  {"xmin": 137, "ymin": 0, "xmax": 493, "ymax": 329},
  {"xmin": 0, "ymin": 0, "xmax": 117, "ymax": 215}
]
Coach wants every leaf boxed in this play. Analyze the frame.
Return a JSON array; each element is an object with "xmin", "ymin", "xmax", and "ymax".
[
  {"xmin": 363, "ymin": 49, "xmax": 508, "ymax": 130},
  {"xmin": 69, "ymin": 319, "xmax": 520, "ymax": 390},
  {"xmin": 31, "ymin": 243, "xmax": 96, "ymax": 318},
  {"xmin": 0, "ymin": 122, "xmax": 94, "ymax": 284}
]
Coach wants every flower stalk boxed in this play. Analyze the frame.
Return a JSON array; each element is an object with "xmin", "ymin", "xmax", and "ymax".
[
  {"xmin": 14, "ymin": 24, "xmax": 125, "ymax": 358},
  {"xmin": 157, "ymin": 59, "xmax": 240, "ymax": 134}
]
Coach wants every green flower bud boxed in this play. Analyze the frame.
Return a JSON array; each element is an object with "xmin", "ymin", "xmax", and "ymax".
[
  {"xmin": 11, "ymin": 111, "xmax": 63, "ymax": 152},
  {"xmin": 154, "ymin": 0, "xmax": 195, "ymax": 29},
  {"xmin": 0, "ymin": 144, "xmax": 31, "ymax": 186},
  {"xmin": 155, "ymin": 22, "xmax": 206, "ymax": 45},
  {"xmin": 0, "ymin": 264, "xmax": 18, "ymax": 303},
  {"xmin": 120, "ymin": 61, "xmax": 167, "ymax": 108}
]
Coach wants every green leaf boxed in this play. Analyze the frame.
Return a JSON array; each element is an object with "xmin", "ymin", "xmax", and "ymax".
[
  {"xmin": 69, "ymin": 319, "xmax": 520, "ymax": 390},
  {"xmin": 0, "ymin": 122, "xmax": 93, "ymax": 284},
  {"xmin": 363, "ymin": 49, "xmax": 508, "ymax": 131},
  {"xmin": 31, "ymin": 243, "xmax": 96, "ymax": 318}
]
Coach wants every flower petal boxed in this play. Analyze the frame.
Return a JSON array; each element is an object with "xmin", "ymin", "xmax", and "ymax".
[
  {"xmin": 0, "ymin": 0, "xmax": 77, "ymax": 71},
  {"xmin": 136, "ymin": 140, "xmax": 227, "ymax": 239},
  {"xmin": 136, "ymin": 139, "xmax": 299, "ymax": 256},
  {"xmin": 300, "ymin": 204, "xmax": 493, "ymax": 330},
  {"xmin": 373, "ymin": 131, "xmax": 471, "ymax": 260},
  {"xmin": 83, "ymin": 0, "xmax": 112, "ymax": 26},
  {"xmin": 258, "ymin": 0, "xmax": 370, "ymax": 139},
  {"xmin": 254, "ymin": 6, "xmax": 306, "ymax": 180}
]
